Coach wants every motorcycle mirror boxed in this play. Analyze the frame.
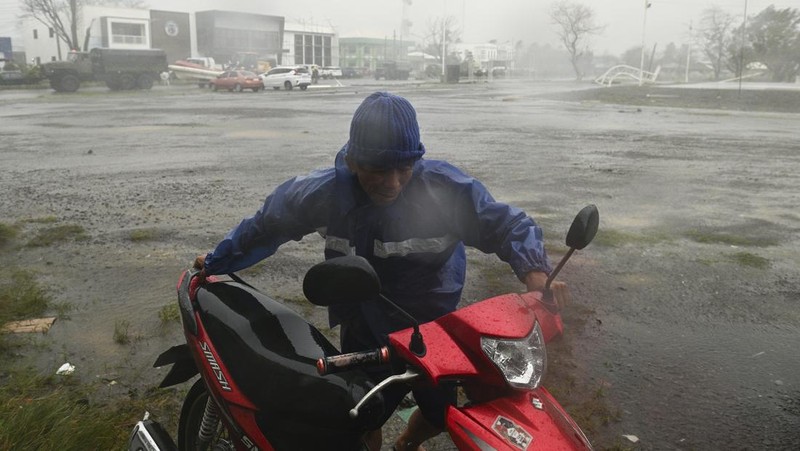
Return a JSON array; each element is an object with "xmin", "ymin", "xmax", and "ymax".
[
  {"xmin": 303, "ymin": 256, "xmax": 382, "ymax": 306},
  {"xmin": 545, "ymin": 205, "xmax": 599, "ymax": 295},
  {"xmin": 565, "ymin": 204, "xmax": 599, "ymax": 250}
]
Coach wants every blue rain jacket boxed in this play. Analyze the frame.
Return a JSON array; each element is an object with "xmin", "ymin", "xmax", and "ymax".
[{"xmin": 204, "ymin": 149, "xmax": 552, "ymax": 342}]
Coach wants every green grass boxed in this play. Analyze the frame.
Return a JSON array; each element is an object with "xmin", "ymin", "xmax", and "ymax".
[
  {"xmin": 684, "ymin": 229, "xmax": 778, "ymax": 247},
  {"xmin": 730, "ymin": 252, "xmax": 770, "ymax": 269},
  {"xmin": 20, "ymin": 216, "xmax": 58, "ymax": 224},
  {"xmin": 158, "ymin": 304, "xmax": 180, "ymax": 324},
  {"xmin": 129, "ymin": 228, "xmax": 159, "ymax": 242},
  {"xmin": 0, "ymin": 222, "xmax": 19, "ymax": 247},
  {"xmin": 26, "ymin": 224, "xmax": 88, "ymax": 247},
  {"xmin": 0, "ymin": 270, "xmax": 52, "ymax": 326},
  {"xmin": 113, "ymin": 320, "xmax": 131, "ymax": 345},
  {"xmin": 0, "ymin": 269, "xmax": 53, "ymax": 352},
  {"xmin": 0, "ymin": 366, "xmax": 182, "ymax": 450},
  {"xmin": 592, "ymin": 229, "xmax": 670, "ymax": 248}
]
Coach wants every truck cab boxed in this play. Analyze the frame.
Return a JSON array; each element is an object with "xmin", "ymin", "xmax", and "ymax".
[{"xmin": 41, "ymin": 51, "xmax": 93, "ymax": 92}]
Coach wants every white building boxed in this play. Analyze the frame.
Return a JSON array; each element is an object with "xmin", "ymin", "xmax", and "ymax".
[
  {"xmin": 23, "ymin": 6, "xmax": 156, "ymax": 64},
  {"xmin": 283, "ymin": 22, "xmax": 338, "ymax": 67}
]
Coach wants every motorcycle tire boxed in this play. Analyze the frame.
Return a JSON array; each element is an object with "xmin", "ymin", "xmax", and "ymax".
[{"xmin": 178, "ymin": 379, "xmax": 232, "ymax": 451}]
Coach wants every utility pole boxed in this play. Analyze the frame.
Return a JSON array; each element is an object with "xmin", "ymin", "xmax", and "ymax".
[
  {"xmin": 639, "ymin": 0, "xmax": 651, "ymax": 86},
  {"xmin": 738, "ymin": 0, "xmax": 748, "ymax": 97},
  {"xmin": 685, "ymin": 21, "xmax": 692, "ymax": 83}
]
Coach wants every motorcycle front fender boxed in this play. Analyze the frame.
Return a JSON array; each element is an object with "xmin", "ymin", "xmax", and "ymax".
[{"xmin": 446, "ymin": 387, "xmax": 592, "ymax": 451}]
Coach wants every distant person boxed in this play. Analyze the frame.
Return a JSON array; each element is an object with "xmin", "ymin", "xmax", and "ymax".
[
  {"xmin": 194, "ymin": 91, "xmax": 568, "ymax": 451},
  {"xmin": 160, "ymin": 71, "xmax": 171, "ymax": 86},
  {"xmin": 312, "ymin": 66, "xmax": 319, "ymax": 84}
]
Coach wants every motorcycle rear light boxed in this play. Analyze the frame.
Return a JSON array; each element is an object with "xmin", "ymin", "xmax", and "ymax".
[{"xmin": 481, "ymin": 321, "xmax": 546, "ymax": 390}]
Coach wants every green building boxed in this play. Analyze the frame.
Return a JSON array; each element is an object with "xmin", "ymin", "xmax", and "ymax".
[{"xmin": 339, "ymin": 37, "xmax": 414, "ymax": 72}]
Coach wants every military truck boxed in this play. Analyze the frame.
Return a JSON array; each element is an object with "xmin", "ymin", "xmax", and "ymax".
[
  {"xmin": 374, "ymin": 61, "xmax": 411, "ymax": 81},
  {"xmin": 43, "ymin": 48, "xmax": 168, "ymax": 93}
]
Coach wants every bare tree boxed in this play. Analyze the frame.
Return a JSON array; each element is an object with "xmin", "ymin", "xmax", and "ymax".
[
  {"xmin": 21, "ymin": 0, "xmax": 148, "ymax": 53},
  {"xmin": 549, "ymin": 0, "xmax": 603, "ymax": 81},
  {"xmin": 22, "ymin": 0, "xmax": 83, "ymax": 51},
  {"xmin": 421, "ymin": 16, "xmax": 461, "ymax": 64},
  {"xmin": 697, "ymin": 6, "xmax": 737, "ymax": 80}
]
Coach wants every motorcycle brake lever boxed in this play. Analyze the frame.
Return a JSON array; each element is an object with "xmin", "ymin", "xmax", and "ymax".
[{"xmin": 349, "ymin": 368, "xmax": 421, "ymax": 419}]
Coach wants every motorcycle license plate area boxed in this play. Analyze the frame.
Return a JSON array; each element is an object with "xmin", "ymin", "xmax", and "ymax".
[{"xmin": 446, "ymin": 389, "xmax": 592, "ymax": 450}]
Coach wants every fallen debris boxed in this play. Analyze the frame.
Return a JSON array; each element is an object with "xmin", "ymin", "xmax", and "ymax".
[{"xmin": 1, "ymin": 317, "xmax": 57, "ymax": 334}]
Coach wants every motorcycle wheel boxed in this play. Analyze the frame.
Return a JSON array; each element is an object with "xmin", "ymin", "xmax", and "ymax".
[{"xmin": 178, "ymin": 379, "xmax": 233, "ymax": 451}]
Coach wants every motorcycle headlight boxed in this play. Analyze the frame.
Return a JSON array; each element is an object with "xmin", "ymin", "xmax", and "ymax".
[{"xmin": 481, "ymin": 321, "xmax": 547, "ymax": 390}]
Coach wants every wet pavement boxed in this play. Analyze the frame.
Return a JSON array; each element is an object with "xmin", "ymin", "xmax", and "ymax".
[{"xmin": 1, "ymin": 78, "xmax": 798, "ymax": 450}]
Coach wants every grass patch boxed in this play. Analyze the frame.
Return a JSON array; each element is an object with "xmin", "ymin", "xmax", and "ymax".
[
  {"xmin": 113, "ymin": 320, "xmax": 131, "ymax": 345},
  {"xmin": 592, "ymin": 229, "xmax": 670, "ymax": 248},
  {"xmin": 0, "ymin": 269, "xmax": 52, "ymax": 325},
  {"xmin": 158, "ymin": 304, "xmax": 180, "ymax": 324},
  {"xmin": 20, "ymin": 216, "xmax": 58, "ymax": 224},
  {"xmin": 0, "ymin": 366, "xmax": 182, "ymax": 450},
  {"xmin": 26, "ymin": 224, "xmax": 88, "ymax": 247},
  {"xmin": 0, "ymin": 222, "xmax": 19, "ymax": 247},
  {"xmin": 730, "ymin": 252, "xmax": 770, "ymax": 269},
  {"xmin": 684, "ymin": 229, "xmax": 778, "ymax": 247},
  {"xmin": 129, "ymin": 228, "xmax": 159, "ymax": 242},
  {"xmin": 0, "ymin": 269, "xmax": 53, "ymax": 352}
]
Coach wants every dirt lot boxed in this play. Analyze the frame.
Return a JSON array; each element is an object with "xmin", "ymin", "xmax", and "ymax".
[{"xmin": 1, "ymin": 79, "xmax": 798, "ymax": 450}]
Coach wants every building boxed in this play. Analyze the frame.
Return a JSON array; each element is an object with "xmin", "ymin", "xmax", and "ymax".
[
  {"xmin": 22, "ymin": 5, "xmax": 190, "ymax": 64},
  {"xmin": 339, "ymin": 37, "xmax": 413, "ymax": 72},
  {"xmin": 21, "ymin": 6, "xmax": 284, "ymax": 68},
  {"xmin": 284, "ymin": 22, "xmax": 338, "ymax": 67},
  {"xmin": 453, "ymin": 42, "xmax": 515, "ymax": 71},
  {"xmin": 195, "ymin": 10, "xmax": 283, "ymax": 67}
]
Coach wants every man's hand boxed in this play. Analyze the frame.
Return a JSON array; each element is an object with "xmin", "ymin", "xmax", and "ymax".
[
  {"xmin": 523, "ymin": 271, "xmax": 571, "ymax": 310},
  {"xmin": 193, "ymin": 254, "xmax": 206, "ymax": 277}
]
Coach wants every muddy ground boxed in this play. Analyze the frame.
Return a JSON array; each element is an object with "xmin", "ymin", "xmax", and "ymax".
[{"xmin": 1, "ymin": 79, "xmax": 799, "ymax": 450}]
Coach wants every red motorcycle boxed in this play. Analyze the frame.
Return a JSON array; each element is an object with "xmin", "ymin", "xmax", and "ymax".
[{"xmin": 128, "ymin": 205, "xmax": 598, "ymax": 451}]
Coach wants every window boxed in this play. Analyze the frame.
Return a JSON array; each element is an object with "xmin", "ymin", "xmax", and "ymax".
[
  {"xmin": 111, "ymin": 22, "xmax": 146, "ymax": 45},
  {"xmin": 49, "ymin": 28, "xmax": 55, "ymax": 38},
  {"xmin": 33, "ymin": 29, "xmax": 38, "ymax": 39}
]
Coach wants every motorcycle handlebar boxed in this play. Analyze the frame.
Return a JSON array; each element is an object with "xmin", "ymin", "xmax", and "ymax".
[{"xmin": 316, "ymin": 347, "xmax": 390, "ymax": 376}]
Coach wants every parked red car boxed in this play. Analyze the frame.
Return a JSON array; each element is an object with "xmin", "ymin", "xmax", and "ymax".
[{"xmin": 209, "ymin": 70, "xmax": 263, "ymax": 92}]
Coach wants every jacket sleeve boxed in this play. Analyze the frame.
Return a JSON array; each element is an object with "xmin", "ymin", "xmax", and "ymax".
[
  {"xmin": 203, "ymin": 170, "xmax": 333, "ymax": 275},
  {"xmin": 445, "ymin": 167, "xmax": 552, "ymax": 280}
]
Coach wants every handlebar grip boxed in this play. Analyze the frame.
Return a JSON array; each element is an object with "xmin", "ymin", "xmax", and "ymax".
[{"xmin": 317, "ymin": 347, "xmax": 390, "ymax": 375}]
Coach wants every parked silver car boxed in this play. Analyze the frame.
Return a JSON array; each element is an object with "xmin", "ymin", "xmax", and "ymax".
[{"xmin": 259, "ymin": 66, "xmax": 312, "ymax": 90}]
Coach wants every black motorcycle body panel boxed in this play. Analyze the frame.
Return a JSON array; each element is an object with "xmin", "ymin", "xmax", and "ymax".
[{"xmin": 193, "ymin": 280, "xmax": 384, "ymax": 449}]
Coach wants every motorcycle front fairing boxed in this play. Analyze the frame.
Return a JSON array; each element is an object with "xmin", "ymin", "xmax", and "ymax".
[
  {"xmin": 446, "ymin": 388, "xmax": 592, "ymax": 450},
  {"xmin": 388, "ymin": 291, "xmax": 591, "ymax": 450},
  {"xmin": 388, "ymin": 292, "xmax": 562, "ymax": 386}
]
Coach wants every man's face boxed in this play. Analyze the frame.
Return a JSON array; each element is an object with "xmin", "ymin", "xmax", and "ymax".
[{"xmin": 348, "ymin": 160, "xmax": 414, "ymax": 206}]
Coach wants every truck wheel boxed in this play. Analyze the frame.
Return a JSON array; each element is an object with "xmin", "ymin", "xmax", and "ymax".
[
  {"xmin": 59, "ymin": 75, "xmax": 80, "ymax": 93},
  {"xmin": 284, "ymin": 81, "xmax": 293, "ymax": 90},
  {"xmin": 120, "ymin": 74, "xmax": 136, "ymax": 90},
  {"xmin": 137, "ymin": 74, "xmax": 153, "ymax": 90},
  {"xmin": 106, "ymin": 79, "xmax": 122, "ymax": 90}
]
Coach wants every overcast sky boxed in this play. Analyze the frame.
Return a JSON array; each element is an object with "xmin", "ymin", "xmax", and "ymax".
[{"xmin": 2, "ymin": 0, "xmax": 798, "ymax": 55}]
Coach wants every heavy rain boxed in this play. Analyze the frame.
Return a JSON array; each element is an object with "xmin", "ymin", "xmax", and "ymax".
[{"xmin": 1, "ymin": 0, "xmax": 799, "ymax": 450}]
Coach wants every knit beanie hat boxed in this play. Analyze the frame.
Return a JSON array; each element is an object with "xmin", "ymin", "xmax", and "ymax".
[{"xmin": 345, "ymin": 92, "xmax": 426, "ymax": 168}]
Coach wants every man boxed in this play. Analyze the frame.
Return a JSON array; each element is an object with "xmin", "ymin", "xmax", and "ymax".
[{"xmin": 196, "ymin": 91, "xmax": 566, "ymax": 451}]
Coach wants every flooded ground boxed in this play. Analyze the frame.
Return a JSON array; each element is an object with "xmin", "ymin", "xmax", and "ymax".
[{"xmin": 1, "ymin": 79, "xmax": 798, "ymax": 450}]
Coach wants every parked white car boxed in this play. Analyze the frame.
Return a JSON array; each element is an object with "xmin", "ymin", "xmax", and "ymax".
[
  {"xmin": 320, "ymin": 66, "xmax": 343, "ymax": 79},
  {"xmin": 259, "ymin": 66, "xmax": 312, "ymax": 90}
]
